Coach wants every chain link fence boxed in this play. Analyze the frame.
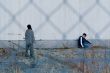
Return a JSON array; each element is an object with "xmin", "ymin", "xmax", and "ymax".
[{"xmin": 0, "ymin": 0, "xmax": 110, "ymax": 40}]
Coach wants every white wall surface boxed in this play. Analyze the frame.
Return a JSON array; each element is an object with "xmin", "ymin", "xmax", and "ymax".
[{"xmin": 0, "ymin": 0, "xmax": 110, "ymax": 40}]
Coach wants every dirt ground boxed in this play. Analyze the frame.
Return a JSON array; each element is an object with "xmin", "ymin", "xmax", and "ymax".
[{"xmin": 0, "ymin": 48, "xmax": 110, "ymax": 73}]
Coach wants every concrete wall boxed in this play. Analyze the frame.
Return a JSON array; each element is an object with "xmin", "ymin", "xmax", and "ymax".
[{"xmin": 0, "ymin": 40, "xmax": 110, "ymax": 49}]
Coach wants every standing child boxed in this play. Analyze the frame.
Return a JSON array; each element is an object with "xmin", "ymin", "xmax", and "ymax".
[{"xmin": 25, "ymin": 24, "xmax": 35, "ymax": 59}]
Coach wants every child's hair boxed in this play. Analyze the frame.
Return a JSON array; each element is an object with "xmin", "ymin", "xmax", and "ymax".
[
  {"xmin": 27, "ymin": 24, "xmax": 32, "ymax": 30},
  {"xmin": 83, "ymin": 33, "xmax": 87, "ymax": 36}
]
